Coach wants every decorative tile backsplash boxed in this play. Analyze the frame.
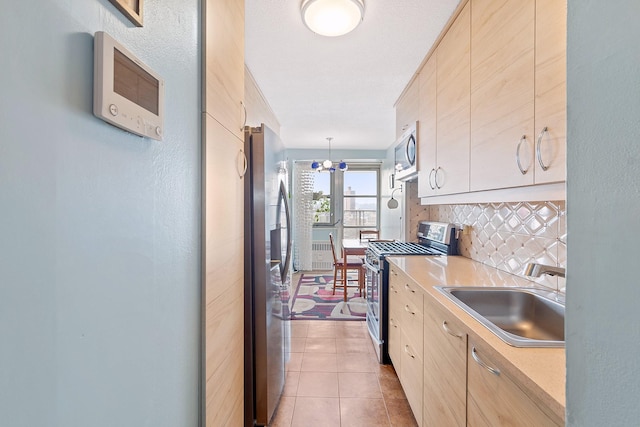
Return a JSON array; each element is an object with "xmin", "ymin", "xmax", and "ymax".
[{"xmin": 427, "ymin": 201, "xmax": 567, "ymax": 292}]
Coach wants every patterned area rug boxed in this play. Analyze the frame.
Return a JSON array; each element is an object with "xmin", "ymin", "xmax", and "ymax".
[{"xmin": 291, "ymin": 274, "xmax": 367, "ymax": 321}]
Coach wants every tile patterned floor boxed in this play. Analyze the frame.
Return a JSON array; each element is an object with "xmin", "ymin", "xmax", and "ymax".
[{"xmin": 270, "ymin": 319, "xmax": 418, "ymax": 427}]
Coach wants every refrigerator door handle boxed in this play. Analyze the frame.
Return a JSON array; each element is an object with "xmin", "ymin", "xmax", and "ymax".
[{"xmin": 279, "ymin": 181, "xmax": 292, "ymax": 283}]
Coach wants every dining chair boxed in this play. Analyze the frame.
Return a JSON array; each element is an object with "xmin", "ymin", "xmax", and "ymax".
[
  {"xmin": 328, "ymin": 233, "xmax": 365, "ymax": 301},
  {"xmin": 359, "ymin": 229, "xmax": 380, "ymax": 242}
]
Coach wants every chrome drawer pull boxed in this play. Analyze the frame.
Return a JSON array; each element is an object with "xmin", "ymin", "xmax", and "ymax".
[
  {"xmin": 404, "ymin": 304, "xmax": 415, "ymax": 315},
  {"xmin": 442, "ymin": 321, "xmax": 463, "ymax": 338},
  {"xmin": 404, "ymin": 345, "xmax": 415, "ymax": 359},
  {"xmin": 471, "ymin": 346, "xmax": 500, "ymax": 376},
  {"xmin": 404, "ymin": 283, "xmax": 415, "ymax": 293}
]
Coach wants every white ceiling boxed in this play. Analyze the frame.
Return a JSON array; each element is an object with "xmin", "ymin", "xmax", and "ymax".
[{"xmin": 245, "ymin": 0, "xmax": 460, "ymax": 150}]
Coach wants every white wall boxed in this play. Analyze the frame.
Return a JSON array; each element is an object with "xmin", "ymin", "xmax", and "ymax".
[
  {"xmin": 0, "ymin": 1, "xmax": 200, "ymax": 426},
  {"xmin": 566, "ymin": 0, "xmax": 640, "ymax": 424}
]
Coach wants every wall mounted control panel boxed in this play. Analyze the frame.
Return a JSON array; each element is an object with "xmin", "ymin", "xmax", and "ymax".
[{"xmin": 93, "ymin": 31, "xmax": 165, "ymax": 140}]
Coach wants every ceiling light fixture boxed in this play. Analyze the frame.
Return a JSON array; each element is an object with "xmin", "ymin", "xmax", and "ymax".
[
  {"xmin": 311, "ymin": 137, "xmax": 348, "ymax": 173},
  {"xmin": 301, "ymin": 0, "xmax": 365, "ymax": 37}
]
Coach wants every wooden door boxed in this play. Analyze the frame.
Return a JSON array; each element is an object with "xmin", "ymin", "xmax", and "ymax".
[
  {"xmin": 204, "ymin": 0, "xmax": 245, "ymax": 139},
  {"xmin": 396, "ymin": 77, "xmax": 420, "ymax": 139},
  {"xmin": 436, "ymin": 2, "xmax": 471, "ymax": 195},
  {"xmin": 534, "ymin": 0, "xmax": 567, "ymax": 184},
  {"xmin": 202, "ymin": 113, "xmax": 245, "ymax": 426},
  {"xmin": 417, "ymin": 54, "xmax": 437, "ymax": 198},
  {"xmin": 470, "ymin": 0, "xmax": 535, "ymax": 191},
  {"xmin": 422, "ymin": 297, "xmax": 467, "ymax": 427}
]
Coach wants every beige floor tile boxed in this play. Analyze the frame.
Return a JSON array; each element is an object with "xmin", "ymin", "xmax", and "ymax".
[
  {"xmin": 336, "ymin": 325, "xmax": 368, "ymax": 338},
  {"xmin": 296, "ymin": 372, "xmax": 339, "ymax": 397},
  {"xmin": 282, "ymin": 371, "xmax": 300, "ymax": 397},
  {"xmin": 378, "ymin": 373, "xmax": 407, "ymax": 401},
  {"xmin": 385, "ymin": 398, "xmax": 418, "ymax": 426},
  {"xmin": 270, "ymin": 396, "xmax": 295, "ymax": 427},
  {"xmin": 340, "ymin": 397, "xmax": 391, "ymax": 427},
  {"xmin": 290, "ymin": 337, "xmax": 306, "ymax": 353},
  {"xmin": 300, "ymin": 352, "xmax": 338, "ymax": 373},
  {"xmin": 336, "ymin": 338, "xmax": 374, "ymax": 354},
  {"xmin": 307, "ymin": 321, "xmax": 338, "ymax": 338},
  {"xmin": 338, "ymin": 372, "xmax": 383, "ymax": 399},
  {"xmin": 337, "ymin": 352, "xmax": 380, "ymax": 373},
  {"xmin": 290, "ymin": 397, "xmax": 340, "ymax": 427},
  {"xmin": 304, "ymin": 337, "xmax": 337, "ymax": 353},
  {"xmin": 286, "ymin": 352, "xmax": 303, "ymax": 372},
  {"xmin": 290, "ymin": 322, "xmax": 309, "ymax": 338}
]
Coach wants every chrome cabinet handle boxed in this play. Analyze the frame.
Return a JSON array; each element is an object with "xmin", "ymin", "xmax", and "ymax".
[
  {"xmin": 390, "ymin": 317, "xmax": 398, "ymax": 328},
  {"xmin": 435, "ymin": 166, "xmax": 443, "ymax": 189},
  {"xmin": 471, "ymin": 346, "xmax": 500, "ymax": 376},
  {"xmin": 516, "ymin": 135, "xmax": 529, "ymax": 175},
  {"xmin": 404, "ymin": 283, "xmax": 415, "ymax": 293},
  {"xmin": 428, "ymin": 168, "xmax": 436, "ymax": 190},
  {"xmin": 404, "ymin": 304, "xmax": 415, "ymax": 315},
  {"xmin": 404, "ymin": 345, "xmax": 415, "ymax": 359},
  {"xmin": 536, "ymin": 126, "xmax": 550, "ymax": 171},
  {"xmin": 238, "ymin": 149, "xmax": 248, "ymax": 178},
  {"xmin": 442, "ymin": 321, "xmax": 463, "ymax": 338},
  {"xmin": 240, "ymin": 101, "xmax": 247, "ymax": 131}
]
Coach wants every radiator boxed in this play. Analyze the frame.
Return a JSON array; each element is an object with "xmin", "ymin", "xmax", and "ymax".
[{"xmin": 311, "ymin": 241, "xmax": 334, "ymax": 271}]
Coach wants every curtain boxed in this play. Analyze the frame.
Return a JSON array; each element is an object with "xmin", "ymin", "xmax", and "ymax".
[{"xmin": 292, "ymin": 161, "xmax": 315, "ymax": 271}]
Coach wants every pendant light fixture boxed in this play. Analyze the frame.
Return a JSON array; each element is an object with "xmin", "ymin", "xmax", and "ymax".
[
  {"xmin": 311, "ymin": 137, "xmax": 348, "ymax": 173},
  {"xmin": 301, "ymin": 0, "xmax": 365, "ymax": 37}
]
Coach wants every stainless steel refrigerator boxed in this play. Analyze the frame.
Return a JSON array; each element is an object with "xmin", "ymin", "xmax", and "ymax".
[{"xmin": 244, "ymin": 124, "xmax": 291, "ymax": 426}]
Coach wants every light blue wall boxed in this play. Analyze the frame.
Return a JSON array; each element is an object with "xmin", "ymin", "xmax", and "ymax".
[
  {"xmin": 0, "ymin": 1, "xmax": 200, "ymax": 426},
  {"xmin": 566, "ymin": 0, "xmax": 640, "ymax": 424}
]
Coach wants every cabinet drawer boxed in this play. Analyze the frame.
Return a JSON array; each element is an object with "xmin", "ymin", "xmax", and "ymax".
[
  {"xmin": 467, "ymin": 343, "xmax": 561, "ymax": 427},
  {"xmin": 401, "ymin": 293, "xmax": 423, "ymax": 352}
]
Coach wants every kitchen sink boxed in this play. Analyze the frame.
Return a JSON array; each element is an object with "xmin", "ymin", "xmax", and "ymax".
[{"xmin": 436, "ymin": 287, "xmax": 565, "ymax": 348}]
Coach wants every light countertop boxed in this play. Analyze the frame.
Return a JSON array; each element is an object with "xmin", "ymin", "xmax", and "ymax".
[{"xmin": 387, "ymin": 255, "xmax": 566, "ymax": 423}]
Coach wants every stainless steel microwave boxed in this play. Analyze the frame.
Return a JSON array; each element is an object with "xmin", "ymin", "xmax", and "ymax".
[{"xmin": 394, "ymin": 121, "xmax": 418, "ymax": 181}]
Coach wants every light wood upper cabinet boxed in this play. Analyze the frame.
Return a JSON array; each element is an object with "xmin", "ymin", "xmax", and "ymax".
[
  {"xmin": 467, "ymin": 342, "xmax": 562, "ymax": 427},
  {"xmin": 534, "ymin": 0, "xmax": 567, "ymax": 184},
  {"xmin": 435, "ymin": 2, "xmax": 471, "ymax": 195},
  {"xmin": 470, "ymin": 0, "xmax": 535, "ymax": 191},
  {"xmin": 423, "ymin": 295, "xmax": 467, "ymax": 427},
  {"xmin": 204, "ymin": 0, "xmax": 245, "ymax": 139},
  {"xmin": 417, "ymin": 54, "xmax": 437, "ymax": 198},
  {"xmin": 203, "ymin": 113, "xmax": 245, "ymax": 426},
  {"xmin": 396, "ymin": 76, "xmax": 420, "ymax": 140}
]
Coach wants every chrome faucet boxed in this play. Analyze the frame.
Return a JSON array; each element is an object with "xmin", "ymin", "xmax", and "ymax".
[{"xmin": 524, "ymin": 263, "xmax": 566, "ymax": 278}]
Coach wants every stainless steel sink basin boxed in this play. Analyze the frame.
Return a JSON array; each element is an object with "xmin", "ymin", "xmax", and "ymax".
[{"xmin": 436, "ymin": 287, "xmax": 565, "ymax": 348}]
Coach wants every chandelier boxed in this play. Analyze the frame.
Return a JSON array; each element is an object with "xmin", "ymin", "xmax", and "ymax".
[{"xmin": 311, "ymin": 137, "xmax": 348, "ymax": 173}]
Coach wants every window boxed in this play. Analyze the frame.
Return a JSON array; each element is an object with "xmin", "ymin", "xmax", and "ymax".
[
  {"xmin": 342, "ymin": 167, "xmax": 380, "ymax": 239},
  {"xmin": 312, "ymin": 171, "xmax": 332, "ymax": 225}
]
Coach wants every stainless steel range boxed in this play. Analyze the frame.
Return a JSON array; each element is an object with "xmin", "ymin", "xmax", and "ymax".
[{"xmin": 364, "ymin": 221, "xmax": 458, "ymax": 363}]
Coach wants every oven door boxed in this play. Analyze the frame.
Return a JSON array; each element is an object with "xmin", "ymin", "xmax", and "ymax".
[{"xmin": 364, "ymin": 259, "xmax": 384, "ymax": 363}]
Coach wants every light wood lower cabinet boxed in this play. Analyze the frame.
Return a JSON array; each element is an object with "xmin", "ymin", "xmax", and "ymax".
[
  {"xmin": 388, "ymin": 265, "xmax": 564, "ymax": 427},
  {"xmin": 423, "ymin": 296, "xmax": 467, "ymax": 427},
  {"xmin": 388, "ymin": 266, "xmax": 424, "ymax": 426},
  {"xmin": 467, "ymin": 343, "xmax": 562, "ymax": 427}
]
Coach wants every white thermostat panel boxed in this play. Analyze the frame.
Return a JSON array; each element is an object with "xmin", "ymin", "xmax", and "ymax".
[{"xmin": 94, "ymin": 31, "xmax": 164, "ymax": 140}]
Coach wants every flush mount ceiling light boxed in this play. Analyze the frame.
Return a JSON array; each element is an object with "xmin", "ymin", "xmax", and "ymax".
[
  {"xmin": 311, "ymin": 137, "xmax": 348, "ymax": 173},
  {"xmin": 301, "ymin": 0, "xmax": 365, "ymax": 37}
]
